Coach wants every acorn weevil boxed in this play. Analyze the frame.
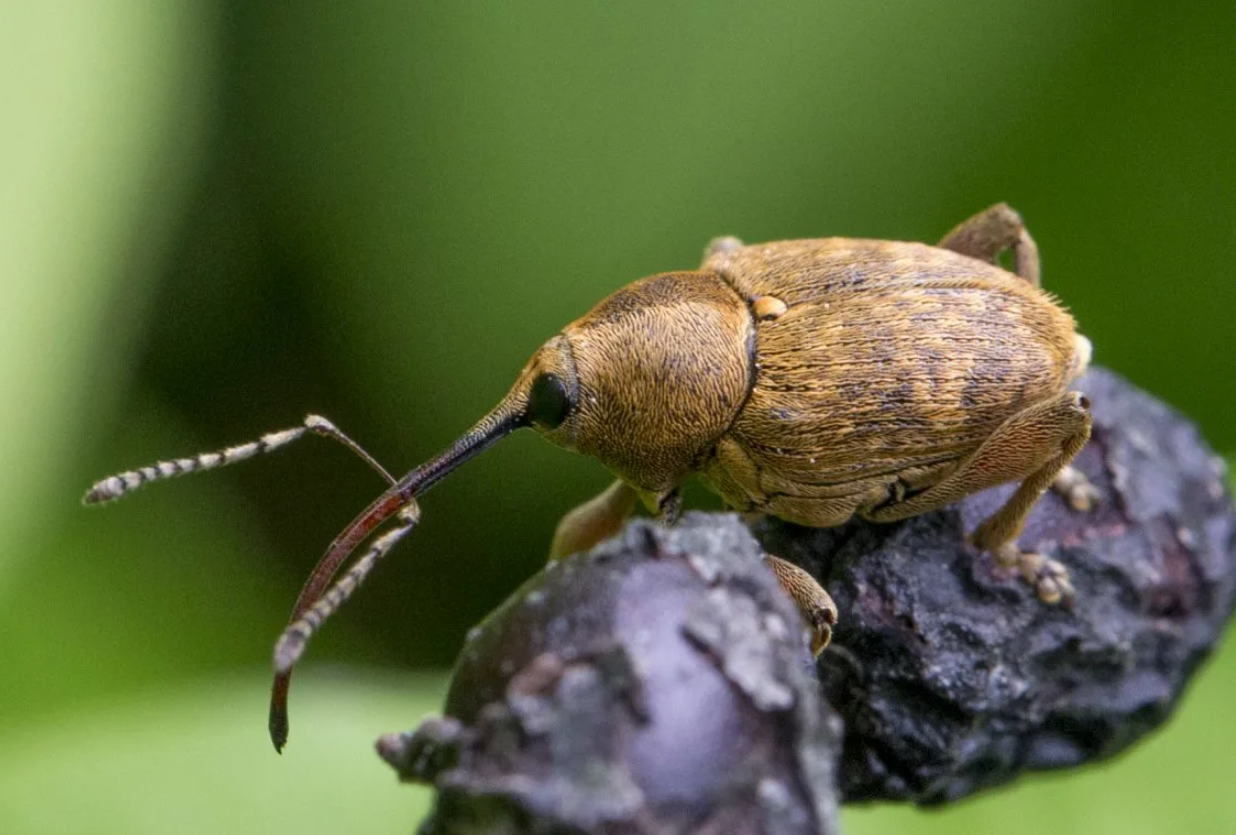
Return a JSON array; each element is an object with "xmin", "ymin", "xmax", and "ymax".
[{"xmin": 85, "ymin": 203, "xmax": 1097, "ymax": 752}]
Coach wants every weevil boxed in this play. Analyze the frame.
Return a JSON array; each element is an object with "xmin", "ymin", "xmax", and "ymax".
[{"xmin": 85, "ymin": 203, "xmax": 1097, "ymax": 752}]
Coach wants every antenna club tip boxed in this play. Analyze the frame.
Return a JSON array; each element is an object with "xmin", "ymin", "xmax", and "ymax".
[{"xmin": 82, "ymin": 478, "xmax": 124, "ymax": 505}]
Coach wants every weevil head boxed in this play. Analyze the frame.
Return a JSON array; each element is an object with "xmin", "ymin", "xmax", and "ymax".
[
  {"xmin": 256, "ymin": 271, "xmax": 755, "ymax": 749},
  {"xmin": 507, "ymin": 271, "xmax": 754, "ymax": 502},
  {"xmin": 260, "ymin": 273, "xmax": 752, "ymax": 750}
]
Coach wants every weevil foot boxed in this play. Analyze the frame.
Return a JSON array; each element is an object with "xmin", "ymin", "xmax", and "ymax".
[
  {"xmin": 993, "ymin": 543, "xmax": 1074, "ymax": 605},
  {"xmin": 808, "ymin": 605, "xmax": 838, "ymax": 658},
  {"xmin": 1053, "ymin": 465, "xmax": 1101, "ymax": 513},
  {"xmin": 1022, "ymin": 552, "xmax": 1075, "ymax": 606},
  {"xmin": 765, "ymin": 553, "xmax": 838, "ymax": 657}
]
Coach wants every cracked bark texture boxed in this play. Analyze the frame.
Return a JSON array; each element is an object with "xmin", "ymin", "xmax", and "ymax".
[{"xmin": 381, "ymin": 368, "xmax": 1235, "ymax": 831}]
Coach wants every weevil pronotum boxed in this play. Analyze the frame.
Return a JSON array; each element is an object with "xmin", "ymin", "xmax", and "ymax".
[{"xmin": 85, "ymin": 203, "xmax": 1098, "ymax": 752}]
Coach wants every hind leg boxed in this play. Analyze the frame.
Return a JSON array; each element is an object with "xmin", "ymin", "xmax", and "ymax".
[
  {"xmin": 865, "ymin": 391, "xmax": 1092, "ymax": 603},
  {"xmin": 971, "ymin": 436, "xmax": 1090, "ymax": 605},
  {"xmin": 939, "ymin": 202, "xmax": 1041, "ymax": 286}
]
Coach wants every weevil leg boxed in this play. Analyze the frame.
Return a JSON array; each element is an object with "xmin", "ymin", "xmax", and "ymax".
[
  {"xmin": 938, "ymin": 202, "xmax": 1041, "ymax": 286},
  {"xmin": 970, "ymin": 439, "xmax": 1088, "ymax": 606},
  {"xmin": 765, "ymin": 554, "xmax": 838, "ymax": 657},
  {"xmin": 967, "ymin": 399, "xmax": 1092, "ymax": 544},
  {"xmin": 864, "ymin": 391, "xmax": 1092, "ymax": 523},
  {"xmin": 990, "ymin": 540, "xmax": 1074, "ymax": 606},
  {"xmin": 549, "ymin": 479, "xmax": 638, "ymax": 561},
  {"xmin": 656, "ymin": 487, "xmax": 684, "ymax": 526},
  {"xmin": 864, "ymin": 391, "xmax": 1092, "ymax": 604}
]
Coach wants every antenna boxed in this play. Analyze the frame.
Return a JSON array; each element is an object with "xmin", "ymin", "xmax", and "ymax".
[
  {"xmin": 83, "ymin": 415, "xmax": 395, "ymax": 504},
  {"xmin": 85, "ymin": 397, "xmax": 528, "ymax": 752}
]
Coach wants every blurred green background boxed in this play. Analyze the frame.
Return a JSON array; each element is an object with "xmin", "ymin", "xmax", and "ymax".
[{"xmin": 2, "ymin": 2, "xmax": 1233, "ymax": 833}]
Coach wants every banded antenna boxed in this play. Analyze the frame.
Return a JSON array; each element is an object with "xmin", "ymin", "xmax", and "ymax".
[
  {"xmin": 83, "ymin": 414, "xmax": 406, "ymax": 751},
  {"xmin": 83, "ymin": 415, "xmax": 395, "ymax": 503},
  {"xmin": 85, "ymin": 395, "xmax": 528, "ymax": 752}
]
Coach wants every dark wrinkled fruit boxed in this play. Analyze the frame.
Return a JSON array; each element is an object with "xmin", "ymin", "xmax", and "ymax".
[
  {"xmin": 381, "ymin": 516, "xmax": 843, "ymax": 835},
  {"xmin": 758, "ymin": 368, "xmax": 1235, "ymax": 804}
]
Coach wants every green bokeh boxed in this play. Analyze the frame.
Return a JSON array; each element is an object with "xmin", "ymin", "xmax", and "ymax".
[{"xmin": 2, "ymin": 2, "xmax": 1233, "ymax": 833}]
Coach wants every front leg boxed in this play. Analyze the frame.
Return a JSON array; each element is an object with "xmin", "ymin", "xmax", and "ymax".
[
  {"xmin": 546, "ymin": 481, "xmax": 686, "ymax": 559},
  {"xmin": 549, "ymin": 479, "xmax": 638, "ymax": 561},
  {"xmin": 655, "ymin": 487, "xmax": 683, "ymax": 526}
]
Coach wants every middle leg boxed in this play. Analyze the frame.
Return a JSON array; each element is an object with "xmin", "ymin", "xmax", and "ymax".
[{"xmin": 765, "ymin": 553, "xmax": 838, "ymax": 657}]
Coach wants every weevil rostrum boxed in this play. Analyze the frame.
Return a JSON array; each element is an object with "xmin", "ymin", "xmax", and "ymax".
[{"xmin": 85, "ymin": 203, "xmax": 1097, "ymax": 752}]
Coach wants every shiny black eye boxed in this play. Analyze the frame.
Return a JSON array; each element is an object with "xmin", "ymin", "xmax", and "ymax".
[{"xmin": 528, "ymin": 373, "xmax": 572, "ymax": 429}]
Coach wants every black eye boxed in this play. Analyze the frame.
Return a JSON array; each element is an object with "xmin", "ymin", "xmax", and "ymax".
[{"xmin": 528, "ymin": 373, "xmax": 572, "ymax": 429}]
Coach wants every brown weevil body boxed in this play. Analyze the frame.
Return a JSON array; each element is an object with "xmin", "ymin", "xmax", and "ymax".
[{"xmin": 85, "ymin": 203, "xmax": 1095, "ymax": 752}]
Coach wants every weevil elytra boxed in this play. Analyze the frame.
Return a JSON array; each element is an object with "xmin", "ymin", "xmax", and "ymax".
[{"xmin": 85, "ymin": 203, "xmax": 1096, "ymax": 752}]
